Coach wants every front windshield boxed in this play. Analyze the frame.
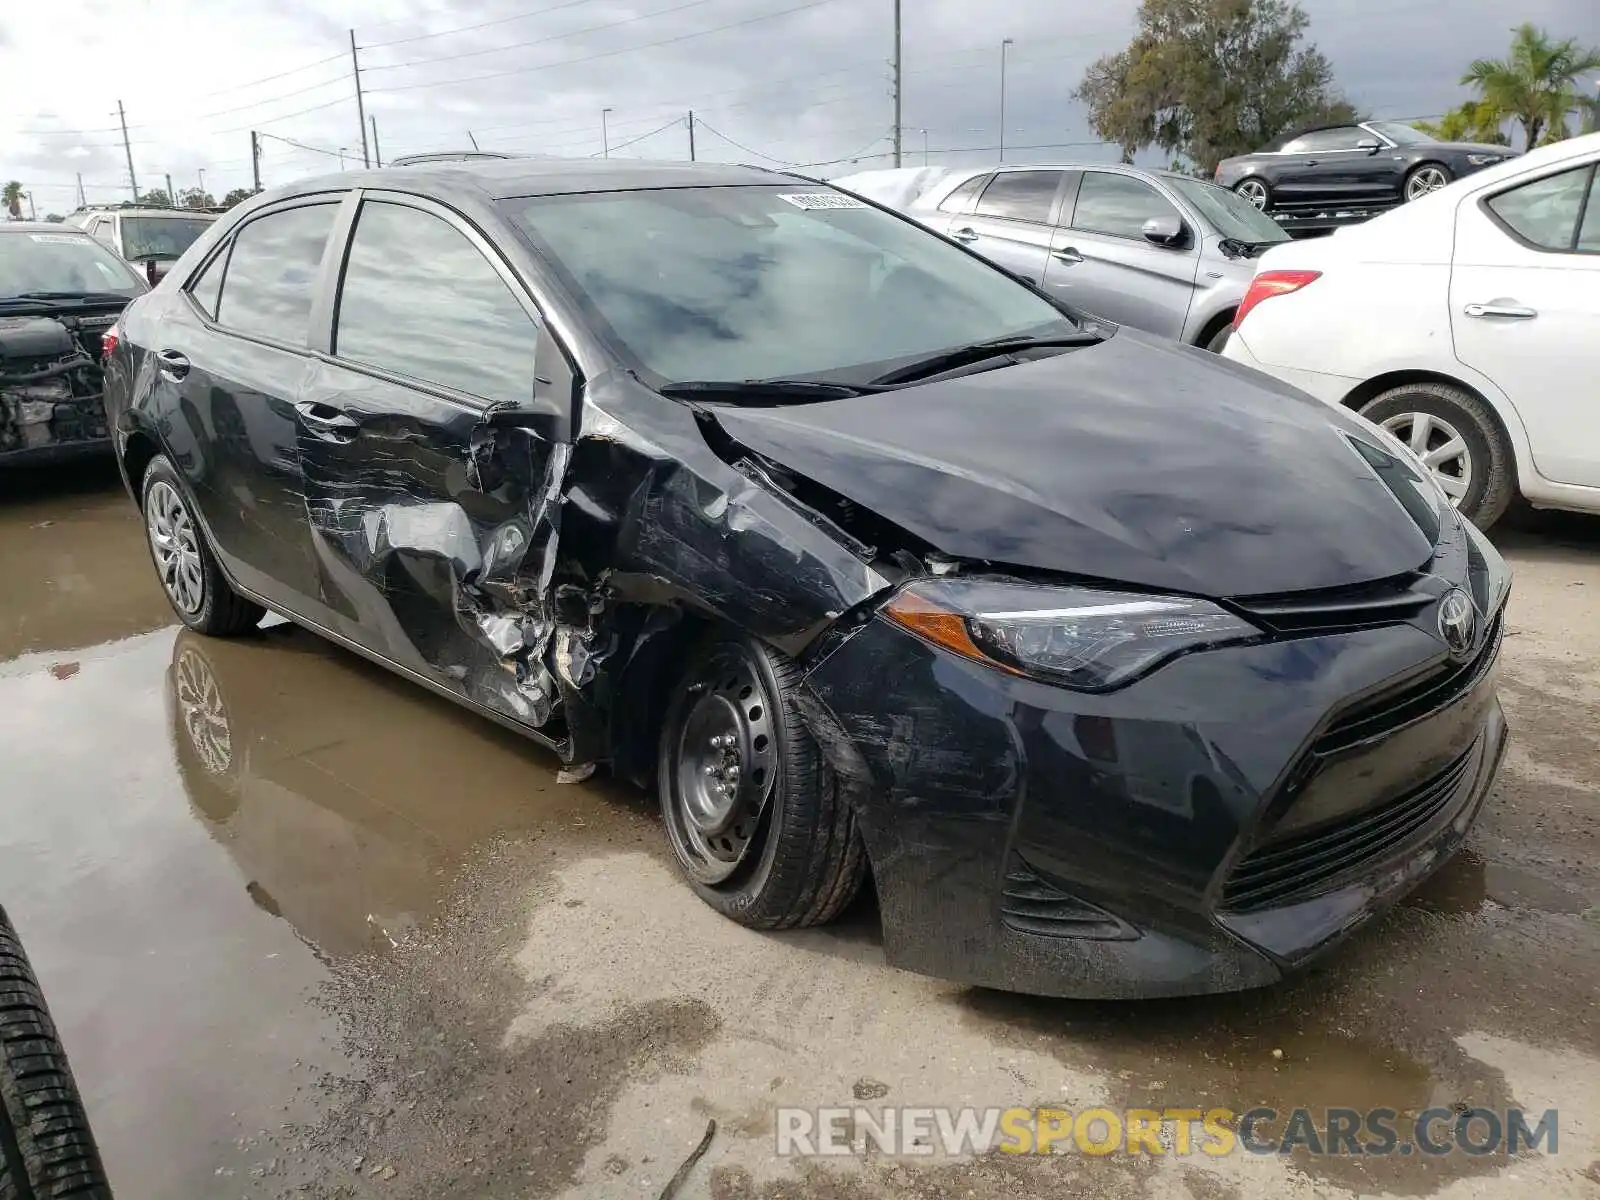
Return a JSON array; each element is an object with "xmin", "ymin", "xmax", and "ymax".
[
  {"xmin": 502, "ymin": 186, "xmax": 1076, "ymax": 384},
  {"xmin": 1166, "ymin": 177, "xmax": 1289, "ymax": 244},
  {"xmin": 121, "ymin": 216, "xmax": 215, "ymax": 262},
  {"xmin": 1367, "ymin": 121, "xmax": 1436, "ymax": 146},
  {"xmin": 0, "ymin": 230, "xmax": 145, "ymax": 298}
]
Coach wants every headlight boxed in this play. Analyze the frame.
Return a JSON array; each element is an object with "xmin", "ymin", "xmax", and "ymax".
[
  {"xmin": 883, "ymin": 578, "xmax": 1261, "ymax": 691},
  {"xmin": 1466, "ymin": 154, "xmax": 1503, "ymax": 166}
]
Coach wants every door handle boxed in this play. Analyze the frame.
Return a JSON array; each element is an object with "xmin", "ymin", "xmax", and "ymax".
[
  {"xmin": 1304, "ymin": 159, "xmax": 1318, "ymax": 166},
  {"xmin": 1463, "ymin": 302, "xmax": 1537, "ymax": 320},
  {"xmin": 950, "ymin": 226, "xmax": 979, "ymax": 243},
  {"xmin": 294, "ymin": 401, "xmax": 361, "ymax": 439},
  {"xmin": 1052, "ymin": 247, "xmax": 1084, "ymax": 265},
  {"xmin": 156, "ymin": 349, "xmax": 190, "ymax": 381}
]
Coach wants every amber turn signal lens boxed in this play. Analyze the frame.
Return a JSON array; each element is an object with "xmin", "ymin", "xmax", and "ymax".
[{"xmin": 882, "ymin": 589, "xmax": 1025, "ymax": 676}]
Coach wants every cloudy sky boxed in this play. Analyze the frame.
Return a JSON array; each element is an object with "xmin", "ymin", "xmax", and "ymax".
[{"xmin": 4, "ymin": 0, "xmax": 1597, "ymax": 215}]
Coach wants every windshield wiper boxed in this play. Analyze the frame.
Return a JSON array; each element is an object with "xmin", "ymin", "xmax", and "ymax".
[
  {"xmin": 10, "ymin": 291, "xmax": 134, "ymax": 303},
  {"xmin": 658, "ymin": 379, "xmax": 875, "ymax": 404},
  {"xmin": 867, "ymin": 332, "xmax": 1101, "ymax": 388}
]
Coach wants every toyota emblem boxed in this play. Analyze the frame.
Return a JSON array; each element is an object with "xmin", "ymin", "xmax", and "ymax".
[{"xmin": 1437, "ymin": 589, "xmax": 1477, "ymax": 660}]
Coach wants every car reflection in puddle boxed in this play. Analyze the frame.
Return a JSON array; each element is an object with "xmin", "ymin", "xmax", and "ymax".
[{"xmin": 164, "ymin": 622, "xmax": 649, "ymax": 959}]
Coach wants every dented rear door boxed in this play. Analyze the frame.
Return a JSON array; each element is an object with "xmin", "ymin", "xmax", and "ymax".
[{"xmin": 296, "ymin": 192, "xmax": 572, "ymax": 734}]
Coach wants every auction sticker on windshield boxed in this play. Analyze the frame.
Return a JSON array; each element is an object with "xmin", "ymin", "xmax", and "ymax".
[
  {"xmin": 29, "ymin": 234, "xmax": 88, "ymax": 244},
  {"xmin": 777, "ymin": 193, "xmax": 868, "ymax": 209}
]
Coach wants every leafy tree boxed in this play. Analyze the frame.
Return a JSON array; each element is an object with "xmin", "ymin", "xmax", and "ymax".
[
  {"xmin": 138, "ymin": 188, "xmax": 173, "ymax": 207},
  {"xmin": 178, "ymin": 188, "xmax": 216, "ymax": 209},
  {"xmin": 220, "ymin": 187, "xmax": 255, "ymax": 209},
  {"xmin": 1074, "ymin": 0, "xmax": 1355, "ymax": 173},
  {"xmin": 1415, "ymin": 100, "xmax": 1509, "ymax": 145},
  {"xmin": 1463, "ymin": 24, "xmax": 1600, "ymax": 149},
  {"xmin": 1579, "ymin": 91, "xmax": 1600, "ymax": 135},
  {"xmin": 3, "ymin": 181, "xmax": 22, "ymax": 220}
]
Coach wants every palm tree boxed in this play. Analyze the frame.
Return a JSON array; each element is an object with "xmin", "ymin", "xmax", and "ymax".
[
  {"xmin": 3, "ymin": 181, "xmax": 23, "ymax": 221},
  {"xmin": 1463, "ymin": 24, "xmax": 1600, "ymax": 149}
]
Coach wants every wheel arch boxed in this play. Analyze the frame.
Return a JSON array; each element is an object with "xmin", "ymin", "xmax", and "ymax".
[
  {"xmin": 120, "ymin": 427, "xmax": 163, "ymax": 508},
  {"xmin": 1194, "ymin": 307, "xmax": 1237, "ymax": 349},
  {"xmin": 1339, "ymin": 368, "xmax": 1526, "ymax": 492}
]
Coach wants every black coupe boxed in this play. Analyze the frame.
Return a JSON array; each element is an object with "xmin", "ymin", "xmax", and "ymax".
[{"xmin": 1215, "ymin": 121, "xmax": 1517, "ymax": 226}]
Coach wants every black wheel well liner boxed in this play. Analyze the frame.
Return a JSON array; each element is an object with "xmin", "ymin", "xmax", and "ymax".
[
  {"xmin": 1195, "ymin": 308, "xmax": 1237, "ymax": 347},
  {"xmin": 121, "ymin": 428, "xmax": 161, "ymax": 507}
]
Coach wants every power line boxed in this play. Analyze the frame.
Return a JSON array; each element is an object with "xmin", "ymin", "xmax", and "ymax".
[
  {"xmin": 593, "ymin": 116, "xmax": 689, "ymax": 156},
  {"xmin": 256, "ymin": 132, "xmax": 345, "ymax": 159},
  {"xmin": 359, "ymin": 0, "xmax": 607, "ymax": 50},
  {"xmin": 365, "ymin": 0, "xmax": 845, "ymax": 97},
  {"xmin": 365, "ymin": 0, "xmax": 723, "ymax": 73}
]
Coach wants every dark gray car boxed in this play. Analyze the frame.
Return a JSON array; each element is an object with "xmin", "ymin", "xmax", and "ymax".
[{"xmin": 853, "ymin": 163, "xmax": 1291, "ymax": 351}]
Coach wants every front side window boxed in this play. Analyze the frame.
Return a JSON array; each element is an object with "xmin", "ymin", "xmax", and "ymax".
[
  {"xmin": 1282, "ymin": 127, "xmax": 1368, "ymax": 153},
  {"xmin": 1071, "ymin": 173, "xmax": 1182, "ymax": 240},
  {"xmin": 973, "ymin": 171, "xmax": 1062, "ymax": 223},
  {"xmin": 1487, "ymin": 164, "xmax": 1598, "ymax": 253},
  {"xmin": 501, "ymin": 185, "xmax": 1075, "ymax": 386},
  {"xmin": 334, "ymin": 202, "xmax": 539, "ymax": 406},
  {"xmin": 214, "ymin": 203, "xmax": 338, "ymax": 344},
  {"xmin": 0, "ymin": 230, "xmax": 145, "ymax": 298}
]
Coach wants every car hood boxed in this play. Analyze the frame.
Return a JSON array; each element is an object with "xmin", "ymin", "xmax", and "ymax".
[{"xmin": 711, "ymin": 331, "xmax": 1437, "ymax": 598}]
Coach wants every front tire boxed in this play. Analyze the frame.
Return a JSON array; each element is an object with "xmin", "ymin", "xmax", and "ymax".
[
  {"xmin": 1404, "ymin": 163, "xmax": 1452, "ymax": 202},
  {"xmin": 140, "ymin": 455, "xmax": 264, "ymax": 637},
  {"xmin": 0, "ymin": 906, "xmax": 112, "ymax": 1200},
  {"xmin": 1358, "ymin": 382, "xmax": 1515, "ymax": 529},
  {"xmin": 658, "ymin": 634, "xmax": 866, "ymax": 929}
]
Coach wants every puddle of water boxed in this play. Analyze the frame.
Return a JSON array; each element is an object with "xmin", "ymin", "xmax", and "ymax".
[
  {"xmin": 0, "ymin": 467, "xmax": 176, "ymax": 662},
  {"xmin": 1409, "ymin": 849, "xmax": 1591, "ymax": 916}
]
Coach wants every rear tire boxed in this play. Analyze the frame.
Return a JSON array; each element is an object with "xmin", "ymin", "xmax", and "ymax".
[
  {"xmin": 0, "ymin": 906, "xmax": 112, "ymax": 1200},
  {"xmin": 1358, "ymin": 382, "xmax": 1515, "ymax": 530},
  {"xmin": 658, "ymin": 633, "xmax": 867, "ymax": 929},
  {"xmin": 140, "ymin": 456, "xmax": 264, "ymax": 638}
]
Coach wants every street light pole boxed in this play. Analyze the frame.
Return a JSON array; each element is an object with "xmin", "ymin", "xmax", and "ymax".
[
  {"xmin": 999, "ymin": 37, "xmax": 1014, "ymax": 162},
  {"xmin": 602, "ymin": 107, "xmax": 614, "ymax": 158},
  {"xmin": 920, "ymin": 128, "xmax": 929, "ymax": 166},
  {"xmin": 197, "ymin": 169, "xmax": 206, "ymax": 198}
]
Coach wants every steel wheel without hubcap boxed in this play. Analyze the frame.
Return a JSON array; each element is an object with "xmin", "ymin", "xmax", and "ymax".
[
  {"xmin": 1235, "ymin": 179, "xmax": 1269, "ymax": 210},
  {"xmin": 665, "ymin": 647, "xmax": 780, "ymax": 885},
  {"xmin": 1381, "ymin": 411, "xmax": 1473, "ymax": 504},
  {"xmin": 1406, "ymin": 166, "xmax": 1450, "ymax": 200},
  {"xmin": 174, "ymin": 646, "xmax": 232, "ymax": 776},
  {"xmin": 146, "ymin": 480, "xmax": 206, "ymax": 614}
]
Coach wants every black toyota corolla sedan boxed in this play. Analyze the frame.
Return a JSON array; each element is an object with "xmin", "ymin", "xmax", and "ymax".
[{"xmin": 102, "ymin": 159, "xmax": 1509, "ymax": 998}]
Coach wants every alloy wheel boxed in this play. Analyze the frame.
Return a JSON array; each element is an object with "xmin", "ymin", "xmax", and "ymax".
[
  {"xmin": 1236, "ymin": 179, "xmax": 1269, "ymax": 210},
  {"xmin": 146, "ymin": 479, "xmax": 206, "ymax": 614},
  {"xmin": 666, "ymin": 648, "xmax": 780, "ymax": 884},
  {"xmin": 1406, "ymin": 166, "xmax": 1450, "ymax": 201},
  {"xmin": 174, "ymin": 646, "xmax": 232, "ymax": 776},
  {"xmin": 1381, "ymin": 412, "xmax": 1473, "ymax": 505}
]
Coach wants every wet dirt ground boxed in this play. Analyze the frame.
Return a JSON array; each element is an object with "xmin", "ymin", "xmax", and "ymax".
[{"xmin": 1, "ymin": 461, "xmax": 1596, "ymax": 1200}]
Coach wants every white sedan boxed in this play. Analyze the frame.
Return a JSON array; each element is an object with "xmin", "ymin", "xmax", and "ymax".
[{"xmin": 1224, "ymin": 131, "xmax": 1599, "ymax": 529}]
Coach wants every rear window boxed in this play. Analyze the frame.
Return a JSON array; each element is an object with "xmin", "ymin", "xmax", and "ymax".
[
  {"xmin": 0, "ymin": 231, "xmax": 145, "ymax": 298},
  {"xmin": 120, "ymin": 216, "xmax": 216, "ymax": 263}
]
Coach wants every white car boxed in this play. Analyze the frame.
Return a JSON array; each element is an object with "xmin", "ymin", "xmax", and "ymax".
[{"xmin": 1224, "ymin": 131, "xmax": 1600, "ymax": 529}]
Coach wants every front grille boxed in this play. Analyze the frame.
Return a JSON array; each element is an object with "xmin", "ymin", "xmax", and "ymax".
[
  {"xmin": 1315, "ymin": 614, "xmax": 1502, "ymax": 755},
  {"xmin": 1222, "ymin": 744, "xmax": 1477, "ymax": 912},
  {"xmin": 1234, "ymin": 575, "xmax": 1432, "ymax": 634}
]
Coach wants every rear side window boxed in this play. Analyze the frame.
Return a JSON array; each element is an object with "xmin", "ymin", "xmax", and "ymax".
[
  {"xmin": 938, "ymin": 175, "xmax": 988, "ymax": 214},
  {"xmin": 214, "ymin": 203, "xmax": 338, "ymax": 344},
  {"xmin": 1071, "ymin": 172, "xmax": 1182, "ymax": 239},
  {"xmin": 1487, "ymin": 164, "xmax": 1599, "ymax": 253},
  {"xmin": 188, "ymin": 250, "xmax": 226, "ymax": 318},
  {"xmin": 333, "ymin": 201, "xmax": 538, "ymax": 406},
  {"xmin": 974, "ymin": 171, "xmax": 1062, "ymax": 223}
]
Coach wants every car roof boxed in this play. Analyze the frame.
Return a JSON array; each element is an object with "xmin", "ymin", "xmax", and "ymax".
[
  {"xmin": 271, "ymin": 157, "xmax": 797, "ymax": 203},
  {"xmin": 0, "ymin": 221, "xmax": 97, "ymax": 234}
]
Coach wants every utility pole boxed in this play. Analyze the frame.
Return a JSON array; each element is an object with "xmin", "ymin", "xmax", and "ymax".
[
  {"xmin": 998, "ymin": 38, "xmax": 1014, "ymax": 162},
  {"xmin": 892, "ymin": 0, "xmax": 903, "ymax": 167},
  {"xmin": 251, "ymin": 131, "xmax": 262, "ymax": 192},
  {"xmin": 350, "ymin": 30, "xmax": 371, "ymax": 168},
  {"xmin": 198, "ymin": 169, "xmax": 206, "ymax": 198},
  {"xmin": 76, "ymin": 173, "xmax": 85, "ymax": 208},
  {"xmin": 601, "ymin": 107, "xmax": 613, "ymax": 158},
  {"xmin": 687, "ymin": 110, "xmax": 696, "ymax": 161},
  {"xmin": 165, "ymin": 173, "xmax": 175, "ymax": 206},
  {"xmin": 26, "ymin": 193, "xmax": 36, "ymax": 221},
  {"xmin": 370, "ymin": 116, "xmax": 383, "ymax": 167},
  {"xmin": 116, "ymin": 100, "xmax": 139, "ymax": 201},
  {"xmin": 467, "ymin": 130, "xmax": 480, "ymax": 150}
]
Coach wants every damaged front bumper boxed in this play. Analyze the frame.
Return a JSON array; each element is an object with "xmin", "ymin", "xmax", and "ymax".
[{"xmin": 801, "ymin": 607, "xmax": 1507, "ymax": 999}]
